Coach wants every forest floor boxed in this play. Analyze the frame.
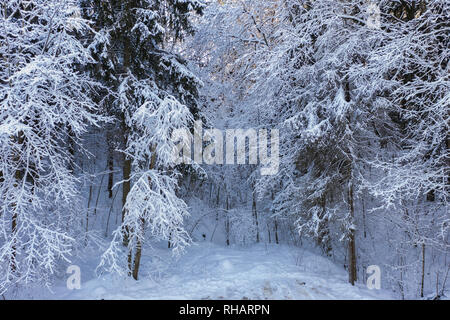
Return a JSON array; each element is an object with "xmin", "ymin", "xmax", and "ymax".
[{"xmin": 38, "ymin": 242, "xmax": 394, "ymax": 299}]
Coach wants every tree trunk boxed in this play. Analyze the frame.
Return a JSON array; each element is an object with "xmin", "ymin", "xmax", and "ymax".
[
  {"xmin": 348, "ymin": 181, "xmax": 357, "ymax": 285},
  {"xmin": 132, "ymin": 240, "xmax": 142, "ymax": 280},
  {"xmin": 11, "ymin": 131, "xmax": 25, "ymax": 273},
  {"xmin": 362, "ymin": 197, "xmax": 367, "ymax": 238},
  {"xmin": 107, "ymin": 131, "xmax": 114, "ymax": 199},
  {"xmin": 105, "ymin": 186, "xmax": 119, "ymax": 237},
  {"xmin": 272, "ymin": 191, "xmax": 279, "ymax": 244},
  {"xmin": 225, "ymin": 195, "xmax": 230, "ymax": 246},
  {"xmin": 421, "ymin": 243, "xmax": 426, "ymax": 297},
  {"xmin": 252, "ymin": 190, "xmax": 259, "ymax": 243},
  {"xmin": 317, "ymin": 196, "xmax": 331, "ymax": 255},
  {"xmin": 85, "ymin": 184, "xmax": 93, "ymax": 244},
  {"xmin": 122, "ymin": 155, "xmax": 131, "ymax": 246},
  {"xmin": 132, "ymin": 218, "xmax": 145, "ymax": 280},
  {"xmin": 121, "ymin": 2, "xmax": 133, "ymax": 246},
  {"xmin": 11, "ymin": 211, "xmax": 17, "ymax": 273},
  {"xmin": 130, "ymin": 146, "xmax": 157, "ymax": 280},
  {"xmin": 93, "ymin": 168, "xmax": 106, "ymax": 217},
  {"xmin": 68, "ymin": 125, "xmax": 76, "ymax": 173},
  {"xmin": 274, "ymin": 219, "xmax": 279, "ymax": 244}
]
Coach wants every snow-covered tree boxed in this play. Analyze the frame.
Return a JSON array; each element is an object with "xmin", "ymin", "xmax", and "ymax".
[
  {"xmin": 86, "ymin": 0, "xmax": 206, "ymax": 279},
  {"xmin": 97, "ymin": 91, "xmax": 196, "ymax": 279},
  {"xmin": 82, "ymin": 0, "xmax": 204, "ymax": 236},
  {"xmin": 360, "ymin": 0, "xmax": 449, "ymax": 297},
  {"xmin": 190, "ymin": 0, "xmax": 448, "ymax": 294},
  {"xmin": 0, "ymin": 0, "xmax": 104, "ymax": 294}
]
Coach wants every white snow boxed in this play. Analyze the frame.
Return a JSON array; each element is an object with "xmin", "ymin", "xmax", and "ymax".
[{"xmin": 41, "ymin": 242, "xmax": 393, "ymax": 300}]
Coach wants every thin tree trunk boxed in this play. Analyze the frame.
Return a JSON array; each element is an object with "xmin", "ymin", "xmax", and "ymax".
[
  {"xmin": 216, "ymin": 186, "xmax": 220, "ymax": 207},
  {"xmin": 209, "ymin": 182, "xmax": 213, "ymax": 204},
  {"xmin": 85, "ymin": 184, "xmax": 93, "ymax": 244},
  {"xmin": 362, "ymin": 197, "xmax": 367, "ymax": 238},
  {"xmin": 398, "ymin": 255, "xmax": 405, "ymax": 300},
  {"xmin": 11, "ymin": 211, "xmax": 17, "ymax": 273},
  {"xmin": 68, "ymin": 125, "xmax": 76, "ymax": 173},
  {"xmin": 11, "ymin": 131, "xmax": 25, "ymax": 273},
  {"xmin": 130, "ymin": 146, "xmax": 156, "ymax": 280},
  {"xmin": 127, "ymin": 248, "xmax": 133, "ymax": 277},
  {"xmin": 93, "ymin": 168, "xmax": 106, "ymax": 217},
  {"xmin": 317, "ymin": 196, "xmax": 331, "ymax": 255},
  {"xmin": 105, "ymin": 186, "xmax": 120, "ymax": 237},
  {"xmin": 121, "ymin": 2, "xmax": 133, "ymax": 245},
  {"xmin": 252, "ymin": 190, "xmax": 259, "ymax": 243},
  {"xmin": 271, "ymin": 191, "xmax": 279, "ymax": 244},
  {"xmin": 274, "ymin": 219, "xmax": 279, "ymax": 244},
  {"xmin": 132, "ymin": 240, "xmax": 142, "ymax": 280},
  {"xmin": 107, "ymin": 132, "xmax": 114, "ymax": 199},
  {"xmin": 344, "ymin": 80, "xmax": 356, "ymax": 283},
  {"xmin": 421, "ymin": 243, "xmax": 426, "ymax": 297},
  {"xmin": 348, "ymin": 181, "xmax": 357, "ymax": 285},
  {"xmin": 226, "ymin": 195, "xmax": 230, "ymax": 246},
  {"xmin": 122, "ymin": 148, "xmax": 131, "ymax": 246},
  {"xmin": 132, "ymin": 218, "xmax": 144, "ymax": 280}
]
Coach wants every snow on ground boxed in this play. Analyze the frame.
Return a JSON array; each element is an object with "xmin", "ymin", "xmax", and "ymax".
[{"xmin": 40, "ymin": 242, "xmax": 394, "ymax": 300}]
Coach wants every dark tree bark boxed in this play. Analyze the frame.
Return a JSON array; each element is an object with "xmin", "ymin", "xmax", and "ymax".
[
  {"xmin": 67, "ymin": 125, "xmax": 76, "ymax": 173},
  {"xmin": 421, "ymin": 243, "xmax": 426, "ymax": 297},
  {"xmin": 252, "ymin": 190, "xmax": 260, "ymax": 243},
  {"xmin": 131, "ymin": 218, "xmax": 144, "ymax": 280},
  {"xmin": 348, "ymin": 181, "xmax": 357, "ymax": 286},
  {"xmin": 121, "ymin": 153, "xmax": 131, "ymax": 246},
  {"xmin": 107, "ymin": 131, "xmax": 114, "ymax": 199},
  {"xmin": 274, "ymin": 219, "xmax": 279, "ymax": 244},
  {"xmin": 225, "ymin": 196, "xmax": 230, "ymax": 246}
]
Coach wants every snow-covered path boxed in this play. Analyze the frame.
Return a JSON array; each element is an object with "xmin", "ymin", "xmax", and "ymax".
[{"xmin": 44, "ymin": 242, "xmax": 393, "ymax": 300}]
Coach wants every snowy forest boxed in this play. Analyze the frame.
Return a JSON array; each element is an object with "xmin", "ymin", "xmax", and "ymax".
[{"xmin": 0, "ymin": 0, "xmax": 448, "ymax": 300}]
